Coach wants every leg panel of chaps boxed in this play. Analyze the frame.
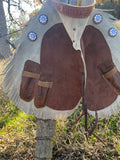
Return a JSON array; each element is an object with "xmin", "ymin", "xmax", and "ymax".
[{"xmin": 81, "ymin": 25, "xmax": 118, "ymax": 111}]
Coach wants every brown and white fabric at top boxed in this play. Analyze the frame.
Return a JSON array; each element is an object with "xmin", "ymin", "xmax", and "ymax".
[
  {"xmin": 52, "ymin": 0, "xmax": 95, "ymax": 18},
  {"xmin": 51, "ymin": 0, "xmax": 96, "ymax": 52}
]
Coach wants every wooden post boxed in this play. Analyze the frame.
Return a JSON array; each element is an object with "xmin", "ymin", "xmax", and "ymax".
[{"xmin": 34, "ymin": 119, "xmax": 56, "ymax": 160}]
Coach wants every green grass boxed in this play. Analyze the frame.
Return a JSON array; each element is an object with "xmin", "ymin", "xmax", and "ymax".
[
  {"xmin": 0, "ymin": 90, "xmax": 120, "ymax": 160},
  {"xmin": 0, "ymin": 100, "xmax": 35, "ymax": 134},
  {"xmin": 0, "ymin": 89, "xmax": 37, "ymax": 160},
  {"xmin": 1, "ymin": 36, "xmax": 120, "ymax": 159}
]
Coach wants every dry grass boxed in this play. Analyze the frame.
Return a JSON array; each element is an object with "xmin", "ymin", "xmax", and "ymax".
[{"xmin": 0, "ymin": 91, "xmax": 120, "ymax": 160}]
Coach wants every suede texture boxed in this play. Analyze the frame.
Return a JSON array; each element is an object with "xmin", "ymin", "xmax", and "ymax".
[
  {"xmin": 20, "ymin": 23, "xmax": 84, "ymax": 110},
  {"xmin": 20, "ymin": 24, "xmax": 119, "ymax": 111},
  {"xmin": 81, "ymin": 25, "xmax": 117, "ymax": 111}
]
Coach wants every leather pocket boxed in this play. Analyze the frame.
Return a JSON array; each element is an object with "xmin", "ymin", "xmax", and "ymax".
[
  {"xmin": 20, "ymin": 60, "xmax": 40, "ymax": 101},
  {"xmin": 103, "ymin": 67, "xmax": 120, "ymax": 94},
  {"xmin": 34, "ymin": 71, "xmax": 53, "ymax": 108},
  {"xmin": 98, "ymin": 62, "xmax": 120, "ymax": 94}
]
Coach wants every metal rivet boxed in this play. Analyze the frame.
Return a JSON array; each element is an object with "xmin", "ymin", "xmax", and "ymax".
[
  {"xmin": 39, "ymin": 14, "xmax": 48, "ymax": 24},
  {"xmin": 108, "ymin": 27, "xmax": 117, "ymax": 37},
  {"xmin": 28, "ymin": 32, "xmax": 37, "ymax": 41},
  {"xmin": 93, "ymin": 14, "xmax": 103, "ymax": 24}
]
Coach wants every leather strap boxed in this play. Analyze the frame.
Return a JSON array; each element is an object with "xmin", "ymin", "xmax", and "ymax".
[
  {"xmin": 22, "ymin": 71, "xmax": 40, "ymax": 79},
  {"xmin": 38, "ymin": 81, "xmax": 53, "ymax": 88},
  {"xmin": 103, "ymin": 67, "xmax": 117, "ymax": 78},
  {"xmin": 22, "ymin": 71, "xmax": 53, "ymax": 88}
]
